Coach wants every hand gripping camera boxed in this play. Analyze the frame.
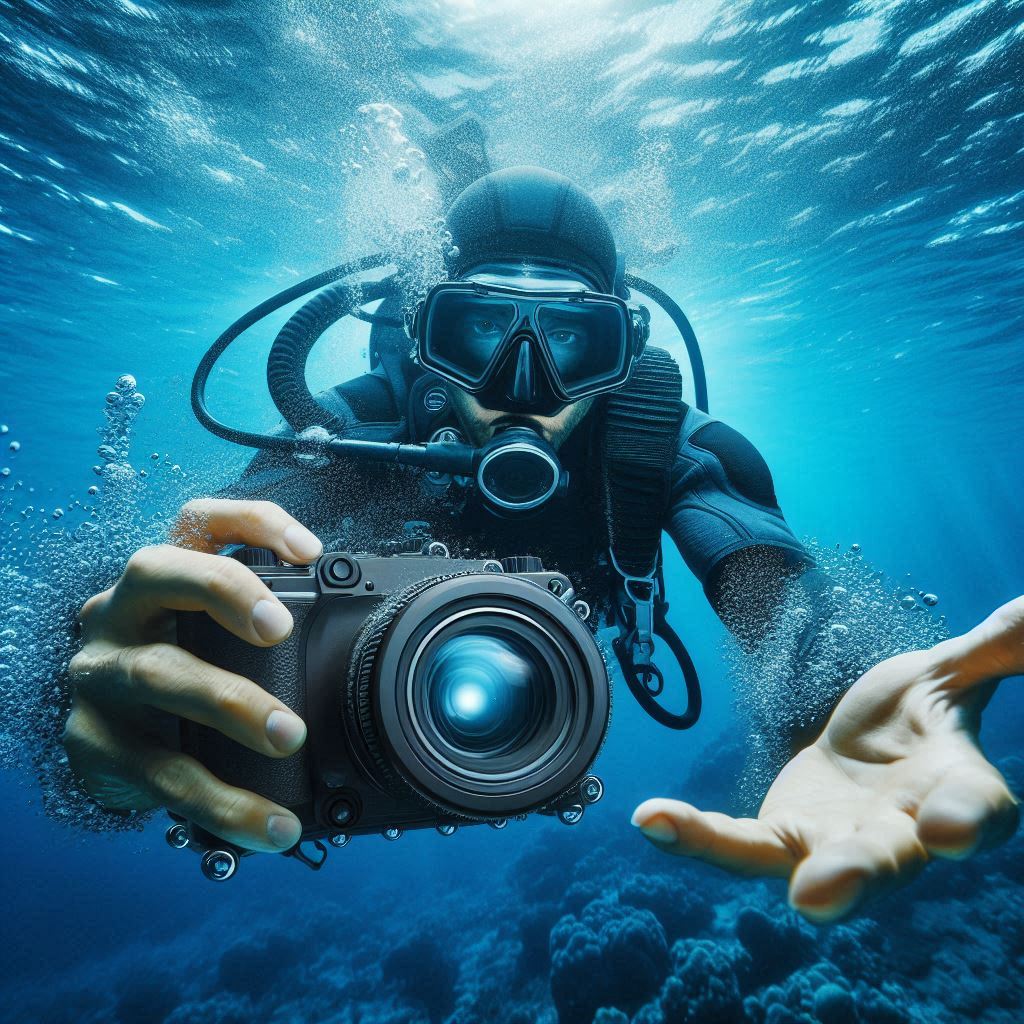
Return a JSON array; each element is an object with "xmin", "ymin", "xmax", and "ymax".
[{"xmin": 170, "ymin": 541, "xmax": 610, "ymax": 880}]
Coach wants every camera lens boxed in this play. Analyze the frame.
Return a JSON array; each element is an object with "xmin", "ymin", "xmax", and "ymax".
[
  {"xmin": 348, "ymin": 573, "xmax": 609, "ymax": 818},
  {"xmin": 425, "ymin": 632, "xmax": 546, "ymax": 752},
  {"xmin": 414, "ymin": 619, "xmax": 563, "ymax": 775}
]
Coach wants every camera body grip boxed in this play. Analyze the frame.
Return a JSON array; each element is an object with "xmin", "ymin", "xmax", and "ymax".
[{"xmin": 177, "ymin": 597, "xmax": 316, "ymax": 810}]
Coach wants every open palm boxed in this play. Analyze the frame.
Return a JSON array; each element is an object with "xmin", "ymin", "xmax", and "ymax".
[{"xmin": 632, "ymin": 596, "xmax": 1024, "ymax": 922}]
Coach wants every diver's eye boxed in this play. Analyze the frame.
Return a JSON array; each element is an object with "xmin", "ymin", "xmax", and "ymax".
[
  {"xmin": 471, "ymin": 318, "xmax": 502, "ymax": 339},
  {"xmin": 548, "ymin": 329, "xmax": 578, "ymax": 346}
]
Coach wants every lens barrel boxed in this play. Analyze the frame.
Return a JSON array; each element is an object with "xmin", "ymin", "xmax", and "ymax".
[{"xmin": 347, "ymin": 572, "xmax": 609, "ymax": 818}]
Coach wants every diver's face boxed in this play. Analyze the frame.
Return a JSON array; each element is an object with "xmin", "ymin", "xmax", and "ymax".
[{"xmin": 446, "ymin": 263, "xmax": 598, "ymax": 449}]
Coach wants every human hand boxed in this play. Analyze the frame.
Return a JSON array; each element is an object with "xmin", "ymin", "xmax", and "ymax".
[
  {"xmin": 632, "ymin": 596, "xmax": 1024, "ymax": 922},
  {"xmin": 61, "ymin": 498, "xmax": 323, "ymax": 853}
]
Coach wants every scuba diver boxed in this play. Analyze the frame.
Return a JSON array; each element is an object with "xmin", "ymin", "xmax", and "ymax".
[{"xmin": 62, "ymin": 130, "xmax": 1021, "ymax": 921}]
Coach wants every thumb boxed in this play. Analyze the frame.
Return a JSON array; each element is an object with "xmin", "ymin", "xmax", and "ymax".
[
  {"xmin": 937, "ymin": 594, "xmax": 1024, "ymax": 690},
  {"xmin": 631, "ymin": 798, "xmax": 795, "ymax": 877}
]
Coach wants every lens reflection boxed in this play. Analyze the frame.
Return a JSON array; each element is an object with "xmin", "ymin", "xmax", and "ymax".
[{"xmin": 422, "ymin": 630, "xmax": 551, "ymax": 758}]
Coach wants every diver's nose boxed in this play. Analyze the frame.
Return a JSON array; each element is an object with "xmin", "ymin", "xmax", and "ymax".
[{"xmin": 508, "ymin": 335, "xmax": 536, "ymax": 404}]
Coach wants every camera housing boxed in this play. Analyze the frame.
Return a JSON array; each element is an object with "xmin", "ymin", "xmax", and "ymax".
[{"xmin": 173, "ymin": 543, "xmax": 610, "ymax": 879}]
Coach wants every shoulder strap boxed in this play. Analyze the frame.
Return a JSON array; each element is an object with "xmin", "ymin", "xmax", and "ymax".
[
  {"xmin": 601, "ymin": 346, "xmax": 685, "ymax": 578},
  {"xmin": 600, "ymin": 346, "xmax": 702, "ymax": 730}
]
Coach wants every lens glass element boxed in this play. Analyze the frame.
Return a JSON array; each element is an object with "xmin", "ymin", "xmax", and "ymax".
[
  {"xmin": 536, "ymin": 300, "xmax": 627, "ymax": 395},
  {"xmin": 422, "ymin": 630, "xmax": 551, "ymax": 758},
  {"xmin": 408, "ymin": 611, "xmax": 573, "ymax": 781},
  {"xmin": 425, "ymin": 292, "xmax": 517, "ymax": 383}
]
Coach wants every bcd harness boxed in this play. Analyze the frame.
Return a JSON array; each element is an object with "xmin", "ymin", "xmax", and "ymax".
[{"xmin": 601, "ymin": 346, "xmax": 702, "ymax": 730}]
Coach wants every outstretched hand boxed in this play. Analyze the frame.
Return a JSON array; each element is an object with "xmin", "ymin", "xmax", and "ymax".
[{"xmin": 632, "ymin": 596, "xmax": 1024, "ymax": 923}]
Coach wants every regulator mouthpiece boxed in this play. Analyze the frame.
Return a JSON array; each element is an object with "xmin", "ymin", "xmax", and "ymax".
[
  {"xmin": 321, "ymin": 425, "xmax": 566, "ymax": 515},
  {"xmin": 475, "ymin": 428, "xmax": 567, "ymax": 513}
]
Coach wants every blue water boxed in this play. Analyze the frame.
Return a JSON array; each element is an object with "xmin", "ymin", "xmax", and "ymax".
[{"xmin": 2, "ymin": 1, "xmax": 1022, "ymax": 1022}]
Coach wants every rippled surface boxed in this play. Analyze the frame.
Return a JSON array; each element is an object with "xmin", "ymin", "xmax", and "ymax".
[{"xmin": 1, "ymin": 2, "xmax": 1022, "ymax": 1022}]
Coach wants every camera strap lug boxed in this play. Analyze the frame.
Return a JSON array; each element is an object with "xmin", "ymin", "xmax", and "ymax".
[{"xmin": 284, "ymin": 839, "xmax": 329, "ymax": 871}]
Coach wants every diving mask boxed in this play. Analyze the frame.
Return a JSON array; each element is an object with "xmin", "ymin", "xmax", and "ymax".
[{"xmin": 409, "ymin": 278, "xmax": 650, "ymax": 416}]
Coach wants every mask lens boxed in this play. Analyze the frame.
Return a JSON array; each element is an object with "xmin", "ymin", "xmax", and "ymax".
[
  {"xmin": 424, "ymin": 291, "xmax": 517, "ymax": 384},
  {"xmin": 536, "ymin": 301, "xmax": 628, "ymax": 396}
]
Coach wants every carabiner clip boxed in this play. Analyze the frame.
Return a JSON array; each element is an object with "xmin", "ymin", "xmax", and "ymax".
[
  {"xmin": 609, "ymin": 547, "xmax": 658, "ymax": 669},
  {"xmin": 608, "ymin": 546, "xmax": 702, "ymax": 731}
]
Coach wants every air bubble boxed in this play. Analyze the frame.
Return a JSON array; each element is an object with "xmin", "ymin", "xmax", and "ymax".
[
  {"xmin": 1, "ymin": 374, "xmax": 207, "ymax": 834},
  {"xmin": 9, "ymin": 441, "xmax": 20, "ymax": 453},
  {"xmin": 0, "ymin": 425, "xmax": 7, "ymax": 434},
  {"xmin": 850, "ymin": 543, "xmax": 861, "ymax": 553},
  {"xmin": 922, "ymin": 593, "xmax": 939, "ymax": 607},
  {"xmin": 724, "ymin": 540, "xmax": 950, "ymax": 805},
  {"xmin": 1, "ymin": 468, "xmax": 9, "ymax": 478}
]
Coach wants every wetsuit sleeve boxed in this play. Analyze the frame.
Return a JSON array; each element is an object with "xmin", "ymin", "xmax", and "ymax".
[
  {"xmin": 665, "ymin": 408, "xmax": 812, "ymax": 588},
  {"xmin": 665, "ymin": 412, "xmax": 867, "ymax": 783}
]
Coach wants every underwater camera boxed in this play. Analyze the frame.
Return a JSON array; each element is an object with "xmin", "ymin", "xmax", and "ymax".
[{"xmin": 169, "ymin": 539, "xmax": 609, "ymax": 881}]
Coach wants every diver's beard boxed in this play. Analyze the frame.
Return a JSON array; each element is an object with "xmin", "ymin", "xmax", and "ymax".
[
  {"xmin": 489, "ymin": 413, "xmax": 554, "ymax": 437},
  {"xmin": 448, "ymin": 387, "xmax": 594, "ymax": 449}
]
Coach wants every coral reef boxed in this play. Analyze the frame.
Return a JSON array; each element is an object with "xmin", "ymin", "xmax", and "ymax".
[{"xmin": 7, "ymin": 756, "xmax": 1022, "ymax": 1024}]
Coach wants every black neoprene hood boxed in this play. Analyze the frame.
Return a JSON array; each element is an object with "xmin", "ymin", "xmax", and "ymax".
[{"xmin": 445, "ymin": 166, "xmax": 620, "ymax": 295}]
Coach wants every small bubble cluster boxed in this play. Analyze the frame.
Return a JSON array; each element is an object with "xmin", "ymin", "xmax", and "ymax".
[
  {"xmin": 720, "ymin": 541, "xmax": 949, "ymax": 804},
  {"xmin": 339, "ymin": 103, "xmax": 454, "ymax": 311},
  {"xmin": 293, "ymin": 424, "xmax": 335, "ymax": 467},
  {"xmin": 0, "ymin": 377, "xmax": 220, "ymax": 833},
  {"xmin": 593, "ymin": 137, "xmax": 680, "ymax": 269}
]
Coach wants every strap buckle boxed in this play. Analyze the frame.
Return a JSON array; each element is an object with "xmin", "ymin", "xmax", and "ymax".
[
  {"xmin": 608, "ymin": 546, "xmax": 702, "ymax": 730},
  {"xmin": 608, "ymin": 547, "xmax": 661, "ymax": 689}
]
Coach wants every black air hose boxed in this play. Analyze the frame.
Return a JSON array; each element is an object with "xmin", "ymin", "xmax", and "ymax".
[
  {"xmin": 267, "ymin": 276, "xmax": 399, "ymax": 434},
  {"xmin": 624, "ymin": 272, "xmax": 708, "ymax": 413},
  {"xmin": 191, "ymin": 253, "xmax": 392, "ymax": 449}
]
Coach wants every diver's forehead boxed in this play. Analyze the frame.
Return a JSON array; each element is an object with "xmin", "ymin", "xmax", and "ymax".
[{"xmin": 460, "ymin": 261, "xmax": 594, "ymax": 292}]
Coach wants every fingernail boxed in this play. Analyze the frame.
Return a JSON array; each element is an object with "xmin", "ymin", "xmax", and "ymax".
[
  {"xmin": 267, "ymin": 814, "xmax": 302, "ymax": 849},
  {"xmin": 636, "ymin": 817, "xmax": 677, "ymax": 845},
  {"xmin": 266, "ymin": 709, "xmax": 306, "ymax": 754},
  {"xmin": 283, "ymin": 524, "xmax": 322, "ymax": 562},
  {"xmin": 252, "ymin": 599, "xmax": 293, "ymax": 643}
]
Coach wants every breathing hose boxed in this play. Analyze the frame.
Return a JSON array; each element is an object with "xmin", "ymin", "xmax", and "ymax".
[
  {"xmin": 191, "ymin": 252, "xmax": 391, "ymax": 450},
  {"xmin": 625, "ymin": 273, "xmax": 708, "ymax": 413},
  {"xmin": 267, "ymin": 276, "xmax": 398, "ymax": 435}
]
